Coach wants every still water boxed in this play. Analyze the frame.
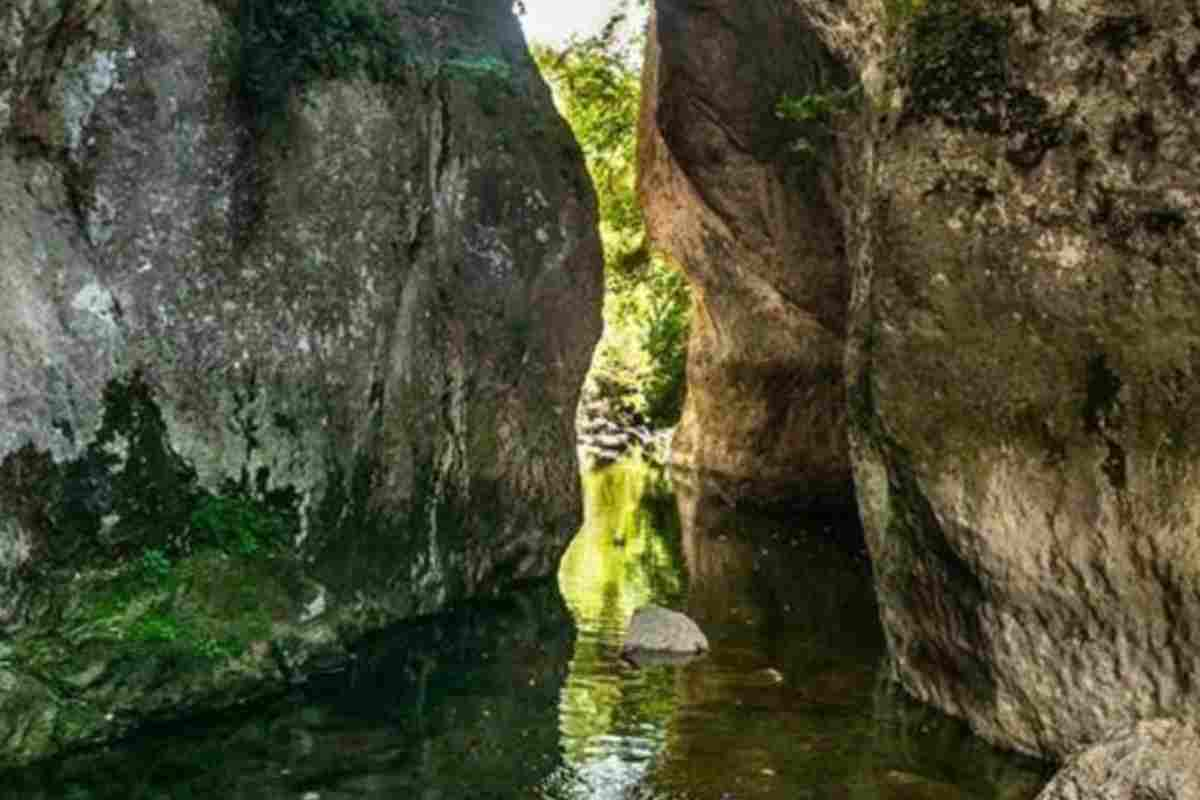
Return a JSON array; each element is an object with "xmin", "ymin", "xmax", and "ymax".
[{"xmin": 5, "ymin": 456, "xmax": 1050, "ymax": 799}]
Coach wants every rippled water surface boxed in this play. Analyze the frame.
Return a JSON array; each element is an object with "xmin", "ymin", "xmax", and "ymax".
[{"xmin": 5, "ymin": 456, "xmax": 1051, "ymax": 799}]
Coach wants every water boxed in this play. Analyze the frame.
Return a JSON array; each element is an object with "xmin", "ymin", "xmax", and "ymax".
[{"xmin": 3, "ymin": 456, "xmax": 1050, "ymax": 799}]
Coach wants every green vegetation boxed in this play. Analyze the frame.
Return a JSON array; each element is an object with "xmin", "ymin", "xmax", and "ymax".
[
  {"xmin": 227, "ymin": 0, "xmax": 407, "ymax": 129},
  {"xmin": 190, "ymin": 494, "xmax": 290, "ymax": 557},
  {"xmin": 4, "ymin": 371, "xmax": 306, "ymax": 676},
  {"xmin": 73, "ymin": 373, "xmax": 295, "ymax": 564},
  {"xmin": 884, "ymin": 0, "xmax": 926, "ymax": 33},
  {"xmin": 136, "ymin": 547, "xmax": 172, "ymax": 585},
  {"xmin": 775, "ymin": 85, "xmax": 862, "ymax": 158},
  {"xmin": 55, "ymin": 546, "xmax": 269, "ymax": 666},
  {"xmin": 533, "ymin": 3, "xmax": 691, "ymax": 429},
  {"xmin": 901, "ymin": 0, "xmax": 1064, "ymax": 165}
]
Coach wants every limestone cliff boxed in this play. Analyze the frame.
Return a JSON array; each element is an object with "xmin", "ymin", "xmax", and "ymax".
[
  {"xmin": 638, "ymin": 1, "xmax": 856, "ymax": 511},
  {"xmin": 0, "ymin": 0, "xmax": 601, "ymax": 766},
  {"xmin": 642, "ymin": 0, "xmax": 1200, "ymax": 760}
]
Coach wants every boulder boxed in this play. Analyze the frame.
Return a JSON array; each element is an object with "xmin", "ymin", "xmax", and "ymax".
[
  {"xmin": 621, "ymin": 604, "xmax": 709, "ymax": 655},
  {"xmin": 1037, "ymin": 720, "xmax": 1200, "ymax": 800},
  {"xmin": 0, "ymin": 0, "xmax": 601, "ymax": 768}
]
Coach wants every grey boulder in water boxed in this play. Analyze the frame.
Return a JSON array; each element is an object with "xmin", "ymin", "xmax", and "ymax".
[{"xmin": 621, "ymin": 605, "xmax": 709, "ymax": 656}]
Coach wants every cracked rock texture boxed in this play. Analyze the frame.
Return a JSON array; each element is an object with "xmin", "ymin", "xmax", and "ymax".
[
  {"xmin": 642, "ymin": 0, "xmax": 1200, "ymax": 760},
  {"xmin": 0, "ymin": 0, "xmax": 601, "ymax": 767}
]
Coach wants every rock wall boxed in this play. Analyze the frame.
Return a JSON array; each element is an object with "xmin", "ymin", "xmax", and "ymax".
[
  {"xmin": 638, "ymin": 0, "xmax": 856, "ymax": 510},
  {"xmin": 845, "ymin": 0, "xmax": 1200, "ymax": 759},
  {"xmin": 0, "ymin": 0, "xmax": 601, "ymax": 767},
  {"xmin": 642, "ymin": 0, "xmax": 1200, "ymax": 761}
]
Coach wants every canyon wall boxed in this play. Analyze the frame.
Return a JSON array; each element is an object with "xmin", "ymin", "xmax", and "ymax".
[
  {"xmin": 638, "ymin": 1, "xmax": 856, "ymax": 511},
  {"xmin": 0, "ymin": 0, "xmax": 601, "ymax": 767},
  {"xmin": 848, "ymin": 0, "xmax": 1200, "ymax": 759},
  {"xmin": 643, "ymin": 0, "xmax": 1200, "ymax": 760}
]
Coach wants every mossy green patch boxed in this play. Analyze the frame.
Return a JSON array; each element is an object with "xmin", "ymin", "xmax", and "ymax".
[
  {"xmin": 1086, "ymin": 14, "xmax": 1152, "ymax": 59},
  {"xmin": 54, "ymin": 371, "xmax": 201, "ymax": 564},
  {"xmin": 902, "ymin": 1, "xmax": 1066, "ymax": 168},
  {"xmin": 190, "ymin": 494, "xmax": 293, "ymax": 558},
  {"xmin": 20, "ymin": 371, "xmax": 302, "ymax": 575},
  {"xmin": 16, "ymin": 542, "xmax": 310, "ymax": 711},
  {"xmin": 444, "ymin": 55, "xmax": 514, "ymax": 116},
  {"xmin": 226, "ymin": 0, "xmax": 408, "ymax": 131},
  {"xmin": 0, "ymin": 368, "xmax": 316, "ymax": 731},
  {"xmin": 884, "ymin": 0, "xmax": 927, "ymax": 35}
]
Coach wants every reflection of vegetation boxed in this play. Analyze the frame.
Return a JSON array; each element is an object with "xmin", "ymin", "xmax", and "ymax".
[
  {"xmin": 559, "ymin": 457, "xmax": 685, "ymax": 629},
  {"xmin": 533, "ymin": 4, "xmax": 691, "ymax": 429},
  {"xmin": 4, "ymin": 583, "xmax": 575, "ymax": 800},
  {"xmin": 556, "ymin": 457, "xmax": 686, "ymax": 774}
]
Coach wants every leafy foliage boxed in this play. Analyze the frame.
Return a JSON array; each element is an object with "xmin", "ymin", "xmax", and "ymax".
[
  {"xmin": 231, "ymin": 0, "xmax": 406, "ymax": 129},
  {"xmin": 190, "ymin": 494, "xmax": 289, "ymax": 557},
  {"xmin": 638, "ymin": 267, "xmax": 690, "ymax": 426},
  {"xmin": 137, "ymin": 548, "xmax": 173, "ymax": 585},
  {"xmin": 776, "ymin": 87, "xmax": 862, "ymax": 125},
  {"xmin": 775, "ymin": 86, "xmax": 862, "ymax": 158},
  {"xmin": 532, "ymin": 17, "xmax": 643, "ymax": 274},
  {"xmin": 533, "ymin": 2, "xmax": 691, "ymax": 429}
]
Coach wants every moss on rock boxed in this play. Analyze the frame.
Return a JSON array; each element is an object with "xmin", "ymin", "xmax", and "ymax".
[{"xmin": 903, "ymin": 0, "xmax": 1066, "ymax": 168}]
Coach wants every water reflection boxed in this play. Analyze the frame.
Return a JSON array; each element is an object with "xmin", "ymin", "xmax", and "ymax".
[
  {"xmin": 2, "ymin": 584, "xmax": 575, "ymax": 800},
  {"xmin": 551, "ymin": 457, "xmax": 1049, "ymax": 800},
  {"xmin": 3, "ymin": 456, "xmax": 1050, "ymax": 799},
  {"xmin": 551, "ymin": 459, "xmax": 687, "ymax": 798}
]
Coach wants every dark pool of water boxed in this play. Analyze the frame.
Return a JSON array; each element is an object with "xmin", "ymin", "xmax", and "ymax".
[{"xmin": 4, "ymin": 457, "xmax": 1051, "ymax": 799}]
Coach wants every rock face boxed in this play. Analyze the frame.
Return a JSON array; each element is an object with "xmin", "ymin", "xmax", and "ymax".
[
  {"xmin": 621, "ymin": 604, "xmax": 708, "ymax": 656},
  {"xmin": 841, "ymin": 0, "xmax": 1200, "ymax": 759},
  {"xmin": 1036, "ymin": 720, "xmax": 1200, "ymax": 800},
  {"xmin": 641, "ymin": 0, "xmax": 1200, "ymax": 761},
  {"xmin": 0, "ymin": 0, "xmax": 601, "ymax": 767},
  {"xmin": 638, "ymin": 1, "xmax": 855, "ymax": 510}
]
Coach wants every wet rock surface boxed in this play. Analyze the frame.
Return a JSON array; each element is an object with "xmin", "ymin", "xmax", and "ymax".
[
  {"xmin": 0, "ymin": 580, "xmax": 576, "ymax": 800},
  {"xmin": 0, "ymin": 0, "xmax": 601, "ymax": 767},
  {"xmin": 3, "ymin": 460, "xmax": 1053, "ymax": 799},
  {"xmin": 575, "ymin": 379, "xmax": 672, "ymax": 468}
]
